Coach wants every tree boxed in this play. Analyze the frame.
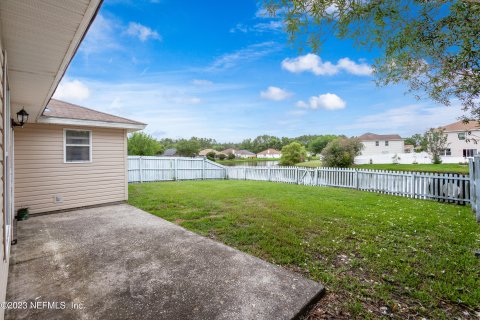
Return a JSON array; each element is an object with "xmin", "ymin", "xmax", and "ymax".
[
  {"xmin": 321, "ymin": 138, "xmax": 363, "ymax": 168},
  {"xmin": 264, "ymin": 1, "xmax": 480, "ymax": 119},
  {"xmin": 206, "ymin": 151, "xmax": 216, "ymax": 161},
  {"xmin": 217, "ymin": 153, "xmax": 227, "ymax": 160},
  {"xmin": 404, "ymin": 133, "xmax": 427, "ymax": 152},
  {"xmin": 280, "ymin": 142, "xmax": 307, "ymax": 165},
  {"xmin": 227, "ymin": 153, "xmax": 236, "ymax": 160},
  {"xmin": 176, "ymin": 139, "xmax": 201, "ymax": 157},
  {"xmin": 127, "ymin": 132, "xmax": 163, "ymax": 156},
  {"xmin": 308, "ymin": 135, "xmax": 338, "ymax": 154},
  {"xmin": 424, "ymin": 128, "xmax": 448, "ymax": 164}
]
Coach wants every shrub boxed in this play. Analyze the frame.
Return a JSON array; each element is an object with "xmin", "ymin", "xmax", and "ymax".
[
  {"xmin": 280, "ymin": 142, "xmax": 307, "ymax": 166},
  {"xmin": 227, "ymin": 153, "xmax": 235, "ymax": 160},
  {"xmin": 321, "ymin": 138, "xmax": 363, "ymax": 167},
  {"xmin": 217, "ymin": 153, "xmax": 226, "ymax": 160},
  {"xmin": 206, "ymin": 151, "xmax": 216, "ymax": 161}
]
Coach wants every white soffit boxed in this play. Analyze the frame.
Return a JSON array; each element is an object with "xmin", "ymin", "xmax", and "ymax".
[{"xmin": 0, "ymin": 0, "xmax": 102, "ymax": 120}]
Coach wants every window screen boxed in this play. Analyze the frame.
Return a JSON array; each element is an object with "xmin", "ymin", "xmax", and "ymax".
[{"xmin": 65, "ymin": 130, "xmax": 91, "ymax": 162}]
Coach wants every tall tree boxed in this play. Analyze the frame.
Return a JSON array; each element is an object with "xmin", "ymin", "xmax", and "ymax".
[
  {"xmin": 264, "ymin": 0, "xmax": 480, "ymax": 119},
  {"xmin": 308, "ymin": 135, "xmax": 338, "ymax": 154},
  {"xmin": 176, "ymin": 139, "xmax": 201, "ymax": 157},
  {"xmin": 128, "ymin": 132, "xmax": 164, "ymax": 156}
]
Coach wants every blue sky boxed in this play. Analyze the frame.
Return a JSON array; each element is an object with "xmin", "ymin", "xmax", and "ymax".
[{"xmin": 53, "ymin": 0, "xmax": 463, "ymax": 142}]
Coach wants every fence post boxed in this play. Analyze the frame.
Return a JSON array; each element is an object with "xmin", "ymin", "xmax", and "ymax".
[
  {"xmin": 268, "ymin": 167, "xmax": 272, "ymax": 182},
  {"xmin": 244, "ymin": 167, "xmax": 247, "ymax": 180},
  {"xmin": 354, "ymin": 169, "xmax": 359, "ymax": 190},
  {"xmin": 174, "ymin": 158, "xmax": 178, "ymax": 181},
  {"xmin": 469, "ymin": 158, "xmax": 475, "ymax": 211},
  {"xmin": 410, "ymin": 173, "xmax": 416, "ymax": 198},
  {"xmin": 202, "ymin": 158, "xmax": 205, "ymax": 180},
  {"xmin": 296, "ymin": 167, "xmax": 299, "ymax": 184},
  {"xmin": 475, "ymin": 155, "xmax": 480, "ymax": 222},
  {"xmin": 139, "ymin": 156, "xmax": 143, "ymax": 183},
  {"xmin": 314, "ymin": 168, "xmax": 318, "ymax": 186}
]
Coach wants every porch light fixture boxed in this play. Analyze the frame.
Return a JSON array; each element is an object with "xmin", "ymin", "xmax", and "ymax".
[{"xmin": 11, "ymin": 108, "xmax": 29, "ymax": 127}]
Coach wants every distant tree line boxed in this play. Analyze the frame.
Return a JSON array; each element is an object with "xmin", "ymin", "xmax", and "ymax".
[{"xmin": 128, "ymin": 133, "xmax": 344, "ymax": 157}]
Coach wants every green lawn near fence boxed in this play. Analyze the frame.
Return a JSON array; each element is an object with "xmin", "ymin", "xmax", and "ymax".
[
  {"xmin": 354, "ymin": 164, "xmax": 469, "ymax": 174},
  {"xmin": 129, "ymin": 181, "xmax": 480, "ymax": 319},
  {"xmin": 295, "ymin": 161, "xmax": 469, "ymax": 175}
]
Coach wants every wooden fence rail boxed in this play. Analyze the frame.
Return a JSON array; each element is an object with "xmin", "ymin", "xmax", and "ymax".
[{"xmin": 128, "ymin": 156, "xmax": 472, "ymax": 206}]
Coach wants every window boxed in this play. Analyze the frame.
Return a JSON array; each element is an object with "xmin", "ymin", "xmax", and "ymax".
[
  {"xmin": 442, "ymin": 149, "xmax": 451, "ymax": 156},
  {"xmin": 385, "ymin": 141, "xmax": 389, "ymax": 146},
  {"xmin": 375, "ymin": 141, "xmax": 379, "ymax": 146},
  {"xmin": 458, "ymin": 132, "xmax": 466, "ymax": 140},
  {"xmin": 463, "ymin": 149, "xmax": 477, "ymax": 157},
  {"xmin": 64, "ymin": 129, "xmax": 92, "ymax": 162}
]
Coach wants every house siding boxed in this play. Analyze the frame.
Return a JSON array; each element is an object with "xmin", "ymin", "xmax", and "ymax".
[
  {"xmin": 14, "ymin": 124, "xmax": 128, "ymax": 214},
  {"xmin": 360, "ymin": 140, "xmax": 404, "ymax": 156},
  {"xmin": 0, "ymin": 33, "xmax": 11, "ymax": 320},
  {"xmin": 444, "ymin": 130, "xmax": 480, "ymax": 158}
]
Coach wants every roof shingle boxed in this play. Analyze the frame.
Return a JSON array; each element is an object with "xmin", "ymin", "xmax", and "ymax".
[
  {"xmin": 357, "ymin": 132, "xmax": 402, "ymax": 141},
  {"xmin": 43, "ymin": 99, "xmax": 145, "ymax": 125}
]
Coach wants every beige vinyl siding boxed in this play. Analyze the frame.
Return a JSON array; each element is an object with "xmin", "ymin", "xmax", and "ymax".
[
  {"xmin": 14, "ymin": 124, "xmax": 128, "ymax": 214},
  {"xmin": 0, "ymin": 35, "xmax": 9, "ymax": 320}
]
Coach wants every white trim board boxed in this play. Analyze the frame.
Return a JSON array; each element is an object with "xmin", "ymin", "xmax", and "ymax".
[{"xmin": 37, "ymin": 117, "xmax": 146, "ymax": 132}]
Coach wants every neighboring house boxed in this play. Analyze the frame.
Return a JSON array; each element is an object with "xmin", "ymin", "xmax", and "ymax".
[
  {"xmin": 0, "ymin": 0, "xmax": 110, "ymax": 314},
  {"xmin": 257, "ymin": 148, "xmax": 282, "ymax": 159},
  {"xmin": 199, "ymin": 149, "xmax": 217, "ymax": 156},
  {"xmin": 358, "ymin": 133, "xmax": 405, "ymax": 156},
  {"xmin": 221, "ymin": 148, "xmax": 236, "ymax": 156},
  {"xmin": 440, "ymin": 120, "xmax": 480, "ymax": 158},
  {"xmin": 404, "ymin": 144, "xmax": 414, "ymax": 153},
  {"xmin": 220, "ymin": 148, "xmax": 256, "ymax": 158},
  {"xmin": 162, "ymin": 148, "xmax": 178, "ymax": 157},
  {"xmin": 236, "ymin": 150, "xmax": 256, "ymax": 159}
]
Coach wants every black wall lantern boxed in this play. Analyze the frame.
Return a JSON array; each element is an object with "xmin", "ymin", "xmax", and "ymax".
[{"xmin": 11, "ymin": 108, "xmax": 29, "ymax": 127}]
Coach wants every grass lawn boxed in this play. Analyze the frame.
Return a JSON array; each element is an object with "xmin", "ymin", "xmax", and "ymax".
[
  {"xmin": 354, "ymin": 163, "xmax": 469, "ymax": 175},
  {"xmin": 295, "ymin": 162, "xmax": 469, "ymax": 175},
  {"xmin": 296, "ymin": 160, "xmax": 323, "ymax": 167},
  {"xmin": 129, "ymin": 181, "xmax": 480, "ymax": 319}
]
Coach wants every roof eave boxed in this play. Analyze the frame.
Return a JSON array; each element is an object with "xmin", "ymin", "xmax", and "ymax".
[{"xmin": 37, "ymin": 116, "xmax": 146, "ymax": 132}]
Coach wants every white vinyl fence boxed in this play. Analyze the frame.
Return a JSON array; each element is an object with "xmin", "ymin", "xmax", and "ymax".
[{"xmin": 128, "ymin": 156, "xmax": 473, "ymax": 207}]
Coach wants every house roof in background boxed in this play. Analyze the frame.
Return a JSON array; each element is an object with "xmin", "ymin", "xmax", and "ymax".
[
  {"xmin": 441, "ymin": 120, "xmax": 480, "ymax": 132},
  {"xmin": 221, "ymin": 148, "xmax": 235, "ymax": 154},
  {"xmin": 257, "ymin": 148, "xmax": 281, "ymax": 155},
  {"xmin": 162, "ymin": 148, "xmax": 177, "ymax": 156},
  {"xmin": 199, "ymin": 149, "xmax": 218, "ymax": 156},
  {"xmin": 357, "ymin": 133, "xmax": 403, "ymax": 141},
  {"xmin": 237, "ymin": 150, "xmax": 255, "ymax": 155}
]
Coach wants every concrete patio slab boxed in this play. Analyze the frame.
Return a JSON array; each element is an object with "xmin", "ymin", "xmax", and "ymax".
[{"xmin": 6, "ymin": 204, "xmax": 324, "ymax": 320}]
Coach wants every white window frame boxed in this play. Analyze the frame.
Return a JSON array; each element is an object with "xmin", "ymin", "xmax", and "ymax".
[{"xmin": 64, "ymin": 129, "xmax": 92, "ymax": 163}]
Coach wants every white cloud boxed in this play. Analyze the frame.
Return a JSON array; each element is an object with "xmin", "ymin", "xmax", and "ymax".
[
  {"xmin": 192, "ymin": 79, "xmax": 213, "ymax": 86},
  {"xmin": 126, "ymin": 22, "xmax": 161, "ymax": 41},
  {"xmin": 80, "ymin": 14, "xmax": 123, "ymax": 55},
  {"xmin": 260, "ymin": 86, "xmax": 292, "ymax": 101},
  {"xmin": 337, "ymin": 58, "xmax": 372, "ymax": 76},
  {"xmin": 229, "ymin": 23, "xmax": 248, "ymax": 33},
  {"xmin": 282, "ymin": 54, "xmax": 338, "ymax": 75},
  {"xmin": 281, "ymin": 54, "xmax": 372, "ymax": 76},
  {"xmin": 53, "ymin": 79, "xmax": 90, "ymax": 101},
  {"xmin": 339, "ymin": 104, "xmax": 464, "ymax": 134},
  {"xmin": 296, "ymin": 93, "xmax": 346, "ymax": 110},
  {"xmin": 209, "ymin": 42, "xmax": 281, "ymax": 71}
]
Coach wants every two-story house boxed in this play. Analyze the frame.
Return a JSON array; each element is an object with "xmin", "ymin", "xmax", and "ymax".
[
  {"xmin": 358, "ymin": 133, "xmax": 405, "ymax": 156},
  {"xmin": 440, "ymin": 120, "xmax": 480, "ymax": 158}
]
